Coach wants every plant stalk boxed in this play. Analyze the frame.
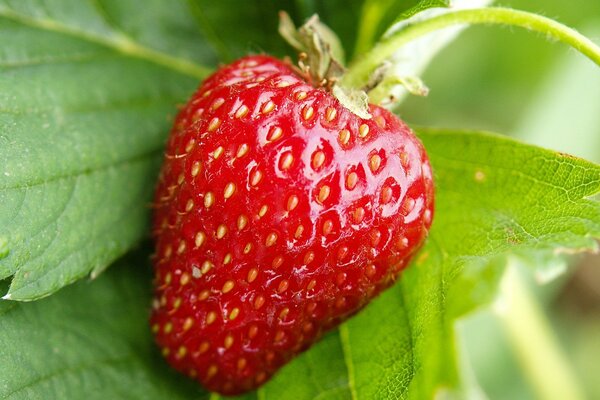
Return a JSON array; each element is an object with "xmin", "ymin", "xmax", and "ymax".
[
  {"xmin": 342, "ymin": 7, "xmax": 600, "ymax": 89},
  {"xmin": 494, "ymin": 261, "xmax": 585, "ymax": 400}
]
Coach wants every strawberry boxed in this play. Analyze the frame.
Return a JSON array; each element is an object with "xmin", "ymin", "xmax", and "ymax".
[{"xmin": 151, "ymin": 54, "xmax": 434, "ymax": 395}]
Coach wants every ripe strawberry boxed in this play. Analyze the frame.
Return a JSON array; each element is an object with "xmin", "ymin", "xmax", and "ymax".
[{"xmin": 151, "ymin": 55, "xmax": 434, "ymax": 395}]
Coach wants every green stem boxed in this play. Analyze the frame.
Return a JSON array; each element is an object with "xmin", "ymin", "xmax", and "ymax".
[
  {"xmin": 342, "ymin": 7, "xmax": 600, "ymax": 88},
  {"xmin": 494, "ymin": 261, "xmax": 585, "ymax": 400}
]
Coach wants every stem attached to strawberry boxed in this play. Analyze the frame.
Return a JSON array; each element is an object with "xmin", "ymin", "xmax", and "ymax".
[{"xmin": 341, "ymin": 7, "xmax": 600, "ymax": 89}]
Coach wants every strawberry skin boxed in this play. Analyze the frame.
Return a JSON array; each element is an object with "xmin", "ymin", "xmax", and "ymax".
[{"xmin": 151, "ymin": 55, "xmax": 434, "ymax": 395}]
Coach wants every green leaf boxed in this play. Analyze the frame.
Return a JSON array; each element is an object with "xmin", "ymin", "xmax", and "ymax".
[
  {"xmin": 0, "ymin": 0, "xmax": 213, "ymax": 300},
  {"xmin": 188, "ymin": 0, "xmax": 364, "ymax": 62},
  {"xmin": 0, "ymin": 251, "xmax": 208, "ymax": 399}
]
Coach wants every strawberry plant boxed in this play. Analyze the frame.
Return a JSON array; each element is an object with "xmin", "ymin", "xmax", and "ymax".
[{"xmin": 1, "ymin": 1, "xmax": 599, "ymax": 399}]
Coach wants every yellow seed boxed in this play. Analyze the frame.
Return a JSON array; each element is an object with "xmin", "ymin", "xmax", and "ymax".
[
  {"xmin": 235, "ymin": 104, "xmax": 249, "ymax": 118},
  {"xmin": 151, "ymin": 323, "xmax": 160, "ymax": 333},
  {"xmin": 185, "ymin": 199, "xmax": 194, "ymax": 212},
  {"xmin": 198, "ymin": 289, "xmax": 210, "ymax": 301},
  {"xmin": 236, "ymin": 143, "xmax": 249, "ymax": 158},
  {"xmin": 237, "ymin": 358, "xmax": 247, "ymax": 370},
  {"xmin": 185, "ymin": 139, "xmax": 195, "ymax": 153},
  {"xmin": 274, "ymin": 330, "xmax": 285, "ymax": 342},
  {"xmin": 267, "ymin": 126, "xmax": 283, "ymax": 142},
  {"xmin": 206, "ymin": 364, "xmax": 218, "ymax": 379},
  {"xmin": 164, "ymin": 245, "xmax": 173, "ymax": 259},
  {"xmin": 192, "ymin": 265, "xmax": 201, "ymax": 278},
  {"xmin": 307, "ymin": 279, "xmax": 317, "ymax": 291},
  {"xmin": 261, "ymin": 100, "xmax": 275, "ymax": 114},
  {"xmin": 272, "ymin": 256, "xmax": 283, "ymax": 269},
  {"xmin": 223, "ymin": 253, "xmax": 232, "ymax": 264},
  {"xmin": 201, "ymin": 260, "xmax": 213, "ymax": 274},
  {"xmin": 224, "ymin": 182, "xmax": 236, "ymax": 199},
  {"xmin": 353, "ymin": 207, "xmax": 365, "ymax": 223},
  {"xmin": 346, "ymin": 172, "xmax": 358, "ymax": 190},
  {"xmin": 381, "ymin": 186, "xmax": 392, "ymax": 203},
  {"xmin": 323, "ymin": 220, "xmax": 333, "ymax": 235},
  {"xmin": 211, "ymin": 98, "xmax": 225, "ymax": 110},
  {"xmin": 287, "ymin": 195, "xmax": 299, "ymax": 211},
  {"xmin": 163, "ymin": 322, "xmax": 173, "ymax": 334},
  {"xmin": 296, "ymin": 91, "xmax": 307, "ymax": 100},
  {"xmin": 183, "ymin": 318, "xmax": 194, "ymax": 331},
  {"xmin": 177, "ymin": 173, "xmax": 185, "ymax": 185},
  {"xmin": 244, "ymin": 242, "xmax": 252, "ymax": 254},
  {"xmin": 195, "ymin": 231, "xmax": 206, "ymax": 247},
  {"xmin": 191, "ymin": 161, "xmax": 201, "ymax": 177},
  {"xmin": 222, "ymin": 280, "xmax": 235, "ymax": 293},
  {"xmin": 212, "ymin": 146, "xmax": 224, "ymax": 159},
  {"xmin": 198, "ymin": 341, "xmax": 210, "ymax": 354},
  {"xmin": 172, "ymin": 297, "xmax": 182, "ymax": 309},
  {"xmin": 370, "ymin": 154, "xmax": 382, "ymax": 172},
  {"xmin": 294, "ymin": 225, "xmax": 304, "ymax": 239},
  {"xmin": 402, "ymin": 197, "xmax": 416, "ymax": 214},
  {"xmin": 177, "ymin": 240, "xmax": 186, "ymax": 254},
  {"xmin": 258, "ymin": 205, "xmax": 268, "ymax": 217},
  {"xmin": 256, "ymin": 371, "xmax": 267, "ymax": 383},
  {"xmin": 207, "ymin": 117, "xmax": 221, "ymax": 132},
  {"xmin": 254, "ymin": 295, "xmax": 265, "ymax": 309},
  {"xmin": 304, "ymin": 251, "xmax": 315, "ymax": 264},
  {"xmin": 280, "ymin": 153, "xmax": 294, "ymax": 170},
  {"xmin": 248, "ymin": 324, "xmax": 259, "ymax": 338},
  {"xmin": 204, "ymin": 192, "xmax": 214, "ymax": 208},
  {"xmin": 205, "ymin": 311, "xmax": 217, "ymax": 325},
  {"xmin": 164, "ymin": 272, "xmax": 172, "ymax": 284},
  {"xmin": 247, "ymin": 268, "xmax": 258, "ymax": 283},
  {"xmin": 180, "ymin": 273, "xmax": 190, "ymax": 286},
  {"xmin": 318, "ymin": 185, "xmax": 331, "ymax": 203},
  {"xmin": 358, "ymin": 124, "xmax": 369, "ymax": 138},
  {"xmin": 250, "ymin": 170, "xmax": 263, "ymax": 186},
  {"xmin": 366, "ymin": 264, "xmax": 376, "ymax": 278},
  {"xmin": 302, "ymin": 106, "xmax": 314, "ymax": 121},
  {"xmin": 224, "ymin": 335, "xmax": 234, "ymax": 349},
  {"xmin": 229, "ymin": 307, "xmax": 240, "ymax": 320},
  {"xmin": 279, "ymin": 308, "xmax": 289, "ymax": 320},
  {"xmin": 265, "ymin": 232, "xmax": 278, "ymax": 247},
  {"xmin": 311, "ymin": 151, "xmax": 325, "ymax": 170},
  {"xmin": 325, "ymin": 107, "xmax": 337, "ymax": 122},
  {"xmin": 339, "ymin": 129, "xmax": 350, "ymax": 145},
  {"xmin": 161, "ymin": 347, "xmax": 170, "ymax": 357},
  {"xmin": 237, "ymin": 214, "xmax": 248, "ymax": 230},
  {"xmin": 278, "ymin": 280, "xmax": 289, "ymax": 293},
  {"xmin": 216, "ymin": 224, "xmax": 227, "ymax": 239}
]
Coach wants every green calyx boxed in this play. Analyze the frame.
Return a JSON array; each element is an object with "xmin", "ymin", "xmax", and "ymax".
[
  {"xmin": 278, "ymin": 12, "xmax": 430, "ymax": 118},
  {"xmin": 279, "ymin": 12, "xmax": 374, "ymax": 119}
]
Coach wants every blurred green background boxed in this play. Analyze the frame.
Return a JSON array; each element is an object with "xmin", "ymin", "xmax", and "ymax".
[{"xmin": 400, "ymin": 1, "xmax": 599, "ymax": 398}]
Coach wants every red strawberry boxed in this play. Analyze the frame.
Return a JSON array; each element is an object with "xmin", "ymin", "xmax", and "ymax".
[{"xmin": 151, "ymin": 55, "xmax": 434, "ymax": 395}]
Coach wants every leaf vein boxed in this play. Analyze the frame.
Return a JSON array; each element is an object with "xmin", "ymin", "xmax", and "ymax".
[
  {"xmin": 0, "ymin": 7, "xmax": 210, "ymax": 78},
  {"xmin": 337, "ymin": 325, "xmax": 358, "ymax": 400}
]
